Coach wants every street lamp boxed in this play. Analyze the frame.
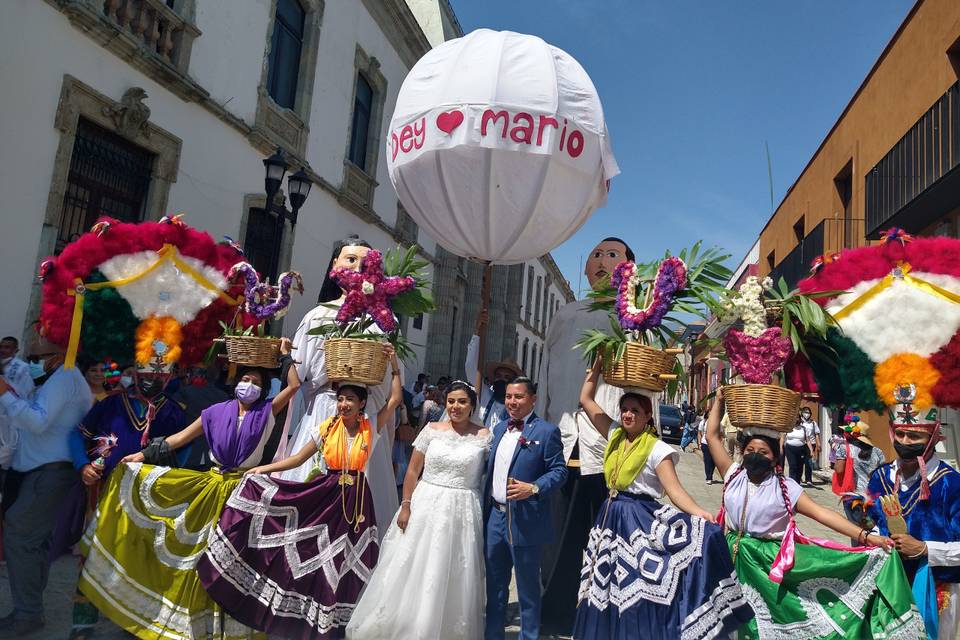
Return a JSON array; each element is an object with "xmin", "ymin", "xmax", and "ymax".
[
  {"xmin": 262, "ymin": 148, "xmax": 288, "ymax": 205},
  {"xmin": 286, "ymin": 168, "xmax": 312, "ymax": 221},
  {"xmin": 258, "ymin": 148, "xmax": 312, "ymax": 282}
]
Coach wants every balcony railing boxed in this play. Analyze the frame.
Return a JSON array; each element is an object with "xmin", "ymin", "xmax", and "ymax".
[
  {"xmin": 865, "ymin": 81, "xmax": 960, "ymax": 236},
  {"xmin": 99, "ymin": 0, "xmax": 200, "ymax": 73}
]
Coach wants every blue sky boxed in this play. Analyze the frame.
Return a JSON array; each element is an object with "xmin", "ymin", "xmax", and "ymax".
[{"xmin": 449, "ymin": 0, "xmax": 915, "ymax": 297}]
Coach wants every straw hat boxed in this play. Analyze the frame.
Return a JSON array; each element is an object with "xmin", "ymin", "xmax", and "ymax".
[{"xmin": 483, "ymin": 359, "xmax": 523, "ymax": 382}]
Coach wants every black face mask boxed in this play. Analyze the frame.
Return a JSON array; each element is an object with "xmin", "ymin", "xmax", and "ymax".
[
  {"xmin": 893, "ymin": 441, "xmax": 927, "ymax": 460},
  {"xmin": 743, "ymin": 452, "xmax": 774, "ymax": 478},
  {"xmin": 137, "ymin": 377, "xmax": 165, "ymax": 399},
  {"xmin": 491, "ymin": 380, "xmax": 507, "ymax": 402}
]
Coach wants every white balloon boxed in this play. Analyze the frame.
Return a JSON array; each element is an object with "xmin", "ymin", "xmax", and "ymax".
[{"xmin": 387, "ymin": 29, "xmax": 619, "ymax": 264}]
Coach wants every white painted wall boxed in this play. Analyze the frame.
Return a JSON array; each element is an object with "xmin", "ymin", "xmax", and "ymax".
[
  {"xmin": 0, "ymin": 0, "xmax": 439, "ymax": 373},
  {"xmin": 514, "ymin": 257, "xmax": 571, "ymax": 381}
]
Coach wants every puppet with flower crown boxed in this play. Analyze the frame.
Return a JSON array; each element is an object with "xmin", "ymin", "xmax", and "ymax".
[
  {"xmin": 577, "ymin": 242, "xmax": 732, "ymax": 395},
  {"xmin": 793, "ymin": 228, "xmax": 960, "ymax": 638}
]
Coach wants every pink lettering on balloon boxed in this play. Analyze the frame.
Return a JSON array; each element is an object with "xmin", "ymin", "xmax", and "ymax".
[
  {"xmin": 413, "ymin": 118, "xmax": 426, "ymax": 149},
  {"xmin": 399, "ymin": 125, "xmax": 414, "ymax": 153},
  {"xmin": 510, "ymin": 112, "xmax": 534, "ymax": 144},
  {"xmin": 567, "ymin": 130, "xmax": 584, "ymax": 158},
  {"xmin": 536, "ymin": 115, "xmax": 558, "ymax": 146},
  {"xmin": 481, "ymin": 109, "xmax": 509, "ymax": 138},
  {"xmin": 391, "ymin": 131, "xmax": 399, "ymax": 161},
  {"xmin": 559, "ymin": 118, "xmax": 568, "ymax": 151}
]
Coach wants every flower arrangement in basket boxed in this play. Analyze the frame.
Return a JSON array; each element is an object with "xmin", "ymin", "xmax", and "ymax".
[
  {"xmin": 218, "ymin": 264, "xmax": 304, "ymax": 368},
  {"xmin": 718, "ymin": 275, "xmax": 838, "ymax": 431},
  {"xmin": 577, "ymin": 242, "xmax": 732, "ymax": 393},
  {"xmin": 309, "ymin": 246, "xmax": 435, "ymax": 385}
]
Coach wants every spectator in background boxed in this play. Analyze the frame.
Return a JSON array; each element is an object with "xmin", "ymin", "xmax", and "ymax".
[
  {"xmin": 698, "ymin": 403, "xmax": 718, "ymax": 484},
  {"xmin": 80, "ymin": 359, "xmax": 109, "ymax": 402},
  {"xmin": 679, "ymin": 409, "xmax": 700, "ymax": 452},
  {"xmin": 722, "ymin": 410, "xmax": 740, "ymax": 463},
  {"xmin": 0, "ymin": 336, "xmax": 34, "ymax": 471},
  {"xmin": 419, "ymin": 385, "xmax": 444, "ymax": 427},
  {"xmin": 0, "ymin": 335, "xmax": 93, "ymax": 636}
]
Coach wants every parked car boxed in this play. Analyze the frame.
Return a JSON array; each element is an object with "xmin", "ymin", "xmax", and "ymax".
[{"xmin": 658, "ymin": 404, "xmax": 684, "ymax": 444}]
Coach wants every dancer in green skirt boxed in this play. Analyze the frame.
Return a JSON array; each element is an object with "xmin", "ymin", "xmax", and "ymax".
[{"xmin": 705, "ymin": 388, "xmax": 925, "ymax": 639}]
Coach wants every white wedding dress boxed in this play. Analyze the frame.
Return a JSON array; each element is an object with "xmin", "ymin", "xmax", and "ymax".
[{"xmin": 346, "ymin": 425, "xmax": 491, "ymax": 640}]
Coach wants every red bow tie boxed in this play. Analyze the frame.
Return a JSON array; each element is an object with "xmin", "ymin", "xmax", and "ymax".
[{"xmin": 508, "ymin": 419, "xmax": 524, "ymax": 432}]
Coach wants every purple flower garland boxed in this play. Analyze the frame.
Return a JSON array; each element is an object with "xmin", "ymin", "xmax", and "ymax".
[
  {"xmin": 228, "ymin": 263, "xmax": 304, "ymax": 321},
  {"xmin": 613, "ymin": 256, "xmax": 687, "ymax": 332}
]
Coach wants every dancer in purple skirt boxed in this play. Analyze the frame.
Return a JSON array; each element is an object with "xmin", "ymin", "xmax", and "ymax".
[{"xmin": 198, "ymin": 346, "xmax": 404, "ymax": 640}]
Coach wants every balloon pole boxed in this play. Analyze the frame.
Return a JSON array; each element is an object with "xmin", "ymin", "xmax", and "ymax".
[{"xmin": 476, "ymin": 261, "xmax": 493, "ymax": 393}]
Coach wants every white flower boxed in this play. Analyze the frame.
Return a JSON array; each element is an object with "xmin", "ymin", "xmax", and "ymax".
[
  {"xmin": 725, "ymin": 276, "xmax": 769, "ymax": 337},
  {"xmin": 362, "ymin": 281, "xmax": 375, "ymax": 295}
]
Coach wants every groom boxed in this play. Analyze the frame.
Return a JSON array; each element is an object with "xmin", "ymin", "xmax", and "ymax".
[{"xmin": 484, "ymin": 377, "xmax": 567, "ymax": 640}]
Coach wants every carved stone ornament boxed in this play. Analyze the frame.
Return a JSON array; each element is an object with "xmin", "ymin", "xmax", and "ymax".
[{"xmin": 102, "ymin": 87, "xmax": 152, "ymax": 139}]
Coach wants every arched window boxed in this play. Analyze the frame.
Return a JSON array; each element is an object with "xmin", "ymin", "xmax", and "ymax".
[{"xmin": 266, "ymin": 0, "xmax": 306, "ymax": 109}]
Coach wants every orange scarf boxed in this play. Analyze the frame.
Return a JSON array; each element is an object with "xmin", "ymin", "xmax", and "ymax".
[{"xmin": 318, "ymin": 415, "xmax": 371, "ymax": 471}]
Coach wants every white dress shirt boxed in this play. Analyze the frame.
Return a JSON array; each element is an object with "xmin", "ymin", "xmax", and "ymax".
[
  {"xmin": 464, "ymin": 334, "xmax": 508, "ymax": 427},
  {"xmin": 491, "ymin": 412, "xmax": 532, "ymax": 504},
  {"xmin": 0, "ymin": 357, "xmax": 35, "ymax": 468},
  {"xmin": 0, "ymin": 365, "xmax": 92, "ymax": 472},
  {"xmin": 536, "ymin": 301, "xmax": 623, "ymax": 474}
]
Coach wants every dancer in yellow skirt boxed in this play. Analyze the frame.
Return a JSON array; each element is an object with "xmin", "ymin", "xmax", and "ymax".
[{"xmin": 79, "ymin": 340, "xmax": 299, "ymax": 640}]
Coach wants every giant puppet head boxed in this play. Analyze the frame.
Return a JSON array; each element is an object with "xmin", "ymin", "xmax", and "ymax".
[
  {"xmin": 585, "ymin": 237, "xmax": 635, "ymax": 290},
  {"xmin": 37, "ymin": 216, "xmax": 244, "ymax": 374}
]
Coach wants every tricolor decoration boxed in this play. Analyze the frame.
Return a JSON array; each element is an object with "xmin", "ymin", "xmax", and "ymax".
[
  {"xmin": 796, "ymin": 231, "xmax": 960, "ymax": 411},
  {"xmin": 39, "ymin": 217, "xmax": 243, "ymax": 370}
]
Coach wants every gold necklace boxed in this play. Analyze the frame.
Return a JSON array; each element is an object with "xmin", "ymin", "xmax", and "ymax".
[{"xmin": 338, "ymin": 420, "xmax": 368, "ymax": 533}]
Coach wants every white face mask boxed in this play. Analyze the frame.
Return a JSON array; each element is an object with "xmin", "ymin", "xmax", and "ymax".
[{"xmin": 119, "ymin": 375, "xmax": 133, "ymax": 389}]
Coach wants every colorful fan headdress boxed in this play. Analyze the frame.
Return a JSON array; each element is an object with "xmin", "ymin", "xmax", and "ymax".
[
  {"xmin": 796, "ymin": 231, "xmax": 960, "ymax": 500},
  {"xmin": 38, "ymin": 217, "xmax": 244, "ymax": 371},
  {"xmin": 795, "ymin": 231, "xmax": 960, "ymax": 413}
]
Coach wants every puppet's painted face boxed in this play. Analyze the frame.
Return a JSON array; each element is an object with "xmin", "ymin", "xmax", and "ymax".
[
  {"xmin": 333, "ymin": 245, "xmax": 370, "ymax": 273},
  {"xmin": 585, "ymin": 240, "xmax": 630, "ymax": 289}
]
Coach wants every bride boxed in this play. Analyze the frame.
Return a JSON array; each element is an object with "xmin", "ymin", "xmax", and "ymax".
[{"xmin": 347, "ymin": 381, "xmax": 491, "ymax": 639}]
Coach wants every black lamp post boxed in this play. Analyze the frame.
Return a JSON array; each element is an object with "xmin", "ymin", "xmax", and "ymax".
[{"xmin": 260, "ymin": 148, "xmax": 312, "ymax": 281}]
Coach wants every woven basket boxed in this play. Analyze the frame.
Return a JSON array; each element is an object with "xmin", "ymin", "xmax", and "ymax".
[
  {"xmin": 325, "ymin": 338, "xmax": 388, "ymax": 385},
  {"xmin": 724, "ymin": 383, "xmax": 801, "ymax": 432},
  {"xmin": 602, "ymin": 342, "xmax": 678, "ymax": 391},
  {"xmin": 223, "ymin": 335, "xmax": 281, "ymax": 368}
]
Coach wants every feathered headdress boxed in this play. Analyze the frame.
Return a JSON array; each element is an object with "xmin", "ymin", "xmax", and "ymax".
[{"xmin": 38, "ymin": 217, "xmax": 244, "ymax": 370}]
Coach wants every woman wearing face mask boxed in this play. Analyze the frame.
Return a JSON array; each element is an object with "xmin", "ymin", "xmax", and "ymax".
[
  {"xmin": 573, "ymin": 361, "xmax": 753, "ymax": 639},
  {"xmin": 194, "ymin": 344, "xmax": 404, "ymax": 640},
  {"xmin": 706, "ymin": 388, "xmax": 923, "ymax": 639},
  {"xmin": 347, "ymin": 380, "xmax": 492, "ymax": 639},
  {"xmin": 77, "ymin": 338, "xmax": 300, "ymax": 640}
]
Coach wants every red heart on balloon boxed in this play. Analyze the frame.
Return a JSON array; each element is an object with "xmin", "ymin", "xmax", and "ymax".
[{"xmin": 436, "ymin": 110, "xmax": 464, "ymax": 134}]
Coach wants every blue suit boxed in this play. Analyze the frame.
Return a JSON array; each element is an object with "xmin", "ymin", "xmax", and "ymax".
[{"xmin": 484, "ymin": 413, "xmax": 567, "ymax": 640}]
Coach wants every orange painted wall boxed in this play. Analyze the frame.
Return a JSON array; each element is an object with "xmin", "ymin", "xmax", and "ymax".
[{"xmin": 759, "ymin": 0, "xmax": 960, "ymax": 273}]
